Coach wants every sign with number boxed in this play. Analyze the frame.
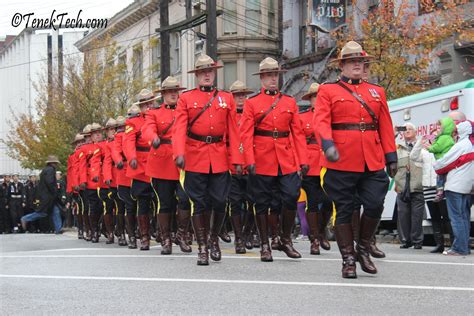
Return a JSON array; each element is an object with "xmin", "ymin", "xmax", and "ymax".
[{"xmin": 310, "ymin": 0, "xmax": 346, "ymax": 31}]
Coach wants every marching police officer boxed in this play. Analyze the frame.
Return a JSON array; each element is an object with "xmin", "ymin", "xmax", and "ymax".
[
  {"xmin": 299, "ymin": 82, "xmax": 333, "ymax": 255},
  {"xmin": 227, "ymin": 80, "xmax": 254, "ymax": 254},
  {"xmin": 240, "ymin": 57, "xmax": 309, "ymax": 262},
  {"xmin": 77, "ymin": 125, "xmax": 93, "ymax": 241},
  {"xmin": 141, "ymin": 76, "xmax": 192, "ymax": 255},
  {"xmin": 80, "ymin": 123, "xmax": 105, "ymax": 243},
  {"xmin": 173, "ymin": 54, "xmax": 243, "ymax": 265},
  {"xmin": 123, "ymin": 90, "xmax": 158, "ymax": 251},
  {"xmin": 67, "ymin": 133, "xmax": 84, "ymax": 238},
  {"xmin": 314, "ymin": 41, "xmax": 397, "ymax": 278},
  {"xmin": 111, "ymin": 114, "xmax": 138, "ymax": 248}
]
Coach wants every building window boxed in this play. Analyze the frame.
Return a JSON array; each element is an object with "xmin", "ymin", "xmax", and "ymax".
[
  {"xmin": 132, "ymin": 44, "xmax": 143, "ymax": 80},
  {"xmin": 245, "ymin": 0, "xmax": 261, "ymax": 35},
  {"xmin": 223, "ymin": 61, "xmax": 237, "ymax": 89},
  {"xmin": 151, "ymin": 37, "xmax": 161, "ymax": 80},
  {"xmin": 117, "ymin": 52, "xmax": 127, "ymax": 80},
  {"xmin": 223, "ymin": 0, "xmax": 237, "ymax": 35},
  {"xmin": 170, "ymin": 32, "xmax": 181, "ymax": 75},
  {"xmin": 267, "ymin": 0, "xmax": 275, "ymax": 35},
  {"xmin": 246, "ymin": 60, "xmax": 260, "ymax": 91}
]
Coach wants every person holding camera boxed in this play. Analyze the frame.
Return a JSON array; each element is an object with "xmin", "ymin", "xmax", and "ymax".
[{"xmin": 394, "ymin": 123, "xmax": 425, "ymax": 249}]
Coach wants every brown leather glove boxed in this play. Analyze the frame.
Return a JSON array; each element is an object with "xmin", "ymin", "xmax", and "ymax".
[
  {"xmin": 387, "ymin": 162, "xmax": 398, "ymax": 178},
  {"xmin": 175, "ymin": 156, "xmax": 185, "ymax": 169},
  {"xmin": 129, "ymin": 159, "xmax": 138, "ymax": 170},
  {"xmin": 247, "ymin": 164, "xmax": 256, "ymax": 176},
  {"xmin": 152, "ymin": 137, "xmax": 161, "ymax": 149}
]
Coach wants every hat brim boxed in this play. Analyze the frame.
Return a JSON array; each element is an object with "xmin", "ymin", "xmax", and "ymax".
[
  {"xmin": 154, "ymin": 86, "xmax": 187, "ymax": 93},
  {"xmin": 46, "ymin": 160, "xmax": 60, "ymax": 164},
  {"xmin": 231, "ymin": 89, "xmax": 254, "ymax": 95},
  {"xmin": 187, "ymin": 64, "xmax": 223, "ymax": 74},
  {"xmin": 301, "ymin": 92, "xmax": 318, "ymax": 101},
  {"xmin": 329, "ymin": 55, "xmax": 375, "ymax": 65},
  {"xmin": 252, "ymin": 68, "xmax": 287, "ymax": 76},
  {"xmin": 136, "ymin": 95, "xmax": 160, "ymax": 105}
]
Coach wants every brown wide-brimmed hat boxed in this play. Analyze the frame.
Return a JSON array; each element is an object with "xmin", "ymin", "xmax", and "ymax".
[
  {"xmin": 330, "ymin": 41, "xmax": 374, "ymax": 64},
  {"xmin": 81, "ymin": 124, "xmax": 92, "ymax": 136},
  {"xmin": 188, "ymin": 54, "xmax": 223, "ymax": 73},
  {"xmin": 127, "ymin": 103, "xmax": 141, "ymax": 117},
  {"xmin": 115, "ymin": 116, "xmax": 126, "ymax": 127},
  {"xmin": 136, "ymin": 88, "xmax": 160, "ymax": 105},
  {"xmin": 45, "ymin": 155, "xmax": 60, "ymax": 164},
  {"xmin": 89, "ymin": 122, "xmax": 103, "ymax": 132},
  {"xmin": 252, "ymin": 57, "xmax": 287, "ymax": 75},
  {"xmin": 105, "ymin": 118, "xmax": 117, "ymax": 129},
  {"xmin": 154, "ymin": 76, "xmax": 186, "ymax": 93},
  {"xmin": 229, "ymin": 80, "xmax": 253, "ymax": 95},
  {"xmin": 301, "ymin": 82, "xmax": 320, "ymax": 101},
  {"xmin": 71, "ymin": 133, "xmax": 84, "ymax": 144}
]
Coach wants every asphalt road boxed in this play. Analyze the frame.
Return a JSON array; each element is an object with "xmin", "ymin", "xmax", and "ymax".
[{"xmin": 1, "ymin": 231, "xmax": 473, "ymax": 315}]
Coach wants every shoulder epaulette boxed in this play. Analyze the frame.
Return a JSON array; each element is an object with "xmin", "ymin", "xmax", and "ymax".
[
  {"xmin": 181, "ymin": 88, "xmax": 196, "ymax": 94},
  {"xmin": 322, "ymin": 79, "xmax": 340, "ymax": 85},
  {"xmin": 247, "ymin": 92, "xmax": 260, "ymax": 99},
  {"xmin": 365, "ymin": 81, "xmax": 383, "ymax": 88}
]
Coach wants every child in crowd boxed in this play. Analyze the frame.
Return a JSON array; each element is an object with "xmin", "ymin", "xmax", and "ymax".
[{"xmin": 424, "ymin": 117, "xmax": 455, "ymax": 202}]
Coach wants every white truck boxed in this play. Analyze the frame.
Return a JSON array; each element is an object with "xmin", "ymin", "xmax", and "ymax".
[{"xmin": 380, "ymin": 79, "xmax": 474, "ymax": 235}]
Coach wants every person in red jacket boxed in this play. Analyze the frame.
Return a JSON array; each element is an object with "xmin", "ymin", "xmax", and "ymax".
[
  {"xmin": 111, "ymin": 114, "xmax": 138, "ymax": 248},
  {"xmin": 67, "ymin": 133, "xmax": 84, "ymax": 239},
  {"xmin": 96, "ymin": 118, "xmax": 117, "ymax": 244},
  {"xmin": 240, "ymin": 57, "xmax": 309, "ymax": 262},
  {"xmin": 79, "ymin": 123, "xmax": 105, "ymax": 243},
  {"xmin": 123, "ymin": 90, "xmax": 158, "ymax": 251},
  {"xmin": 313, "ymin": 41, "xmax": 397, "ymax": 279},
  {"xmin": 173, "ymin": 54, "xmax": 243, "ymax": 266},
  {"xmin": 299, "ymin": 83, "xmax": 333, "ymax": 255},
  {"xmin": 227, "ymin": 80, "xmax": 254, "ymax": 254},
  {"xmin": 77, "ymin": 124, "xmax": 93, "ymax": 241},
  {"xmin": 142, "ymin": 76, "xmax": 191, "ymax": 255}
]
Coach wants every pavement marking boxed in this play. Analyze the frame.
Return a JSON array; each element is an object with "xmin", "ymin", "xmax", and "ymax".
[
  {"xmin": 0, "ymin": 274, "xmax": 473, "ymax": 292},
  {"xmin": 1, "ymin": 254, "xmax": 473, "ymax": 266}
]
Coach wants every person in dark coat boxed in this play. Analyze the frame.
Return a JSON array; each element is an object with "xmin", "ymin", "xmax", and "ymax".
[{"xmin": 21, "ymin": 156, "xmax": 61, "ymax": 232}]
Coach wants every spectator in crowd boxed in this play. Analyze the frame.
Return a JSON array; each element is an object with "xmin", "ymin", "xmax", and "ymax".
[
  {"xmin": 54, "ymin": 171, "xmax": 67, "ymax": 232},
  {"xmin": 425, "ymin": 117, "xmax": 455, "ymax": 202},
  {"xmin": 394, "ymin": 123, "xmax": 425, "ymax": 249},
  {"xmin": 0, "ymin": 176, "xmax": 8, "ymax": 233},
  {"xmin": 24, "ymin": 174, "xmax": 38, "ymax": 232},
  {"xmin": 411, "ymin": 128, "xmax": 451, "ymax": 253},
  {"xmin": 21, "ymin": 156, "xmax": 63, "ymax": 234},
  {"xmin": 434, "ymin": 120, "xmax": 473, "ymax": 256},
  {"xmin": 7, "ymin": 173, "xmax": 26, "ymax": 233}
]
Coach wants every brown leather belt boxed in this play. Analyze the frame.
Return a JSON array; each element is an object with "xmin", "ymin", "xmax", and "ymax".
[
  {"xmin": 331, "ymin": 122, "xmax": 378, "ymax": 131},
  {"xmin": 306, "ymin": 138, "xmax": 318, "ymax": 145},
  {"xmin": 187, "ymin": 131, "xmax": 223, "ymax": 144},
  {"xmin": 254, "ymin": 129, "xmax": 290, "ymax": 138},
  {"xmin": 160, "ymin": 138, "xmax": 172, "ymax": 145},
  {"xmin": 136, "ymin": 146, "xmax": 150, "ymax": 152}
]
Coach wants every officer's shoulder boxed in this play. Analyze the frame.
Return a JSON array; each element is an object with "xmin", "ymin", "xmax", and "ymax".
[
  {"xmin": 365, "ymin": 81, "xmax": 383, "ymax": 88},
  {"xmin": 321, "ymin": 79, "xmax": 340, "ymax": 85},
  {"xmin": 181, "ymin": 88, "xmax": 196, "ymax": 95},
  {"xmin": 246, "ymin": 92, "xmax": 260, "ymax": 100}
]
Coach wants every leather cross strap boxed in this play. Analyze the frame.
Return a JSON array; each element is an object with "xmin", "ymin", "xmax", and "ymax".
[
  {"xmin": 254, "ymin": 93, "xmax": 283, "ymax": 128},
  {"xmin": 337, "ymin": 81, "xmax": 379, "ymax": 126},
  {"xmin": 159, "ymin": 116, "xmax": 175, "ymax": 138},
  {"xmin": 187, "ymin": 89, "xmax": 219, "ymax": 133}
]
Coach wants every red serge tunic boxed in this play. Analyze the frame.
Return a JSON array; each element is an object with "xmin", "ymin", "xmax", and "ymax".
[
  {"xmin": 142, "ymin": 104, "xmax": 180, "ymax": 180},
  {"xmin": 239, "ymin": 89, "xmax": 308, "ymax": 176}
]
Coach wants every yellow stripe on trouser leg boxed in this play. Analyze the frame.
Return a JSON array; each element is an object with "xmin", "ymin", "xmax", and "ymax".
[
  {"xmin": 180, "ymin": 170, "xmax": 195, "ymax": 215},
  {"xmin": 320, "ymin": 167, "xmax": 337, "ymax": 227},
  {"xmin": 97, "ymin": 188, "xmax": 107, "ymax": 215},
  {"xmin": 151, "ymin": 182, "xmax": 161, "ymax": 215}
]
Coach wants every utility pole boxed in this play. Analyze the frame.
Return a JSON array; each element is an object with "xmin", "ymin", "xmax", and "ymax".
[
  {"xmin": 160, "ymin": 0, "xmax": 170, "ymax": 79},
  {"xmin": 185, "ymin": 0, "xmax": 192, "ymax": 19},
  {"xmin": 206, "ymin": 0, "xmax": 217, "ymax": 60}
]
